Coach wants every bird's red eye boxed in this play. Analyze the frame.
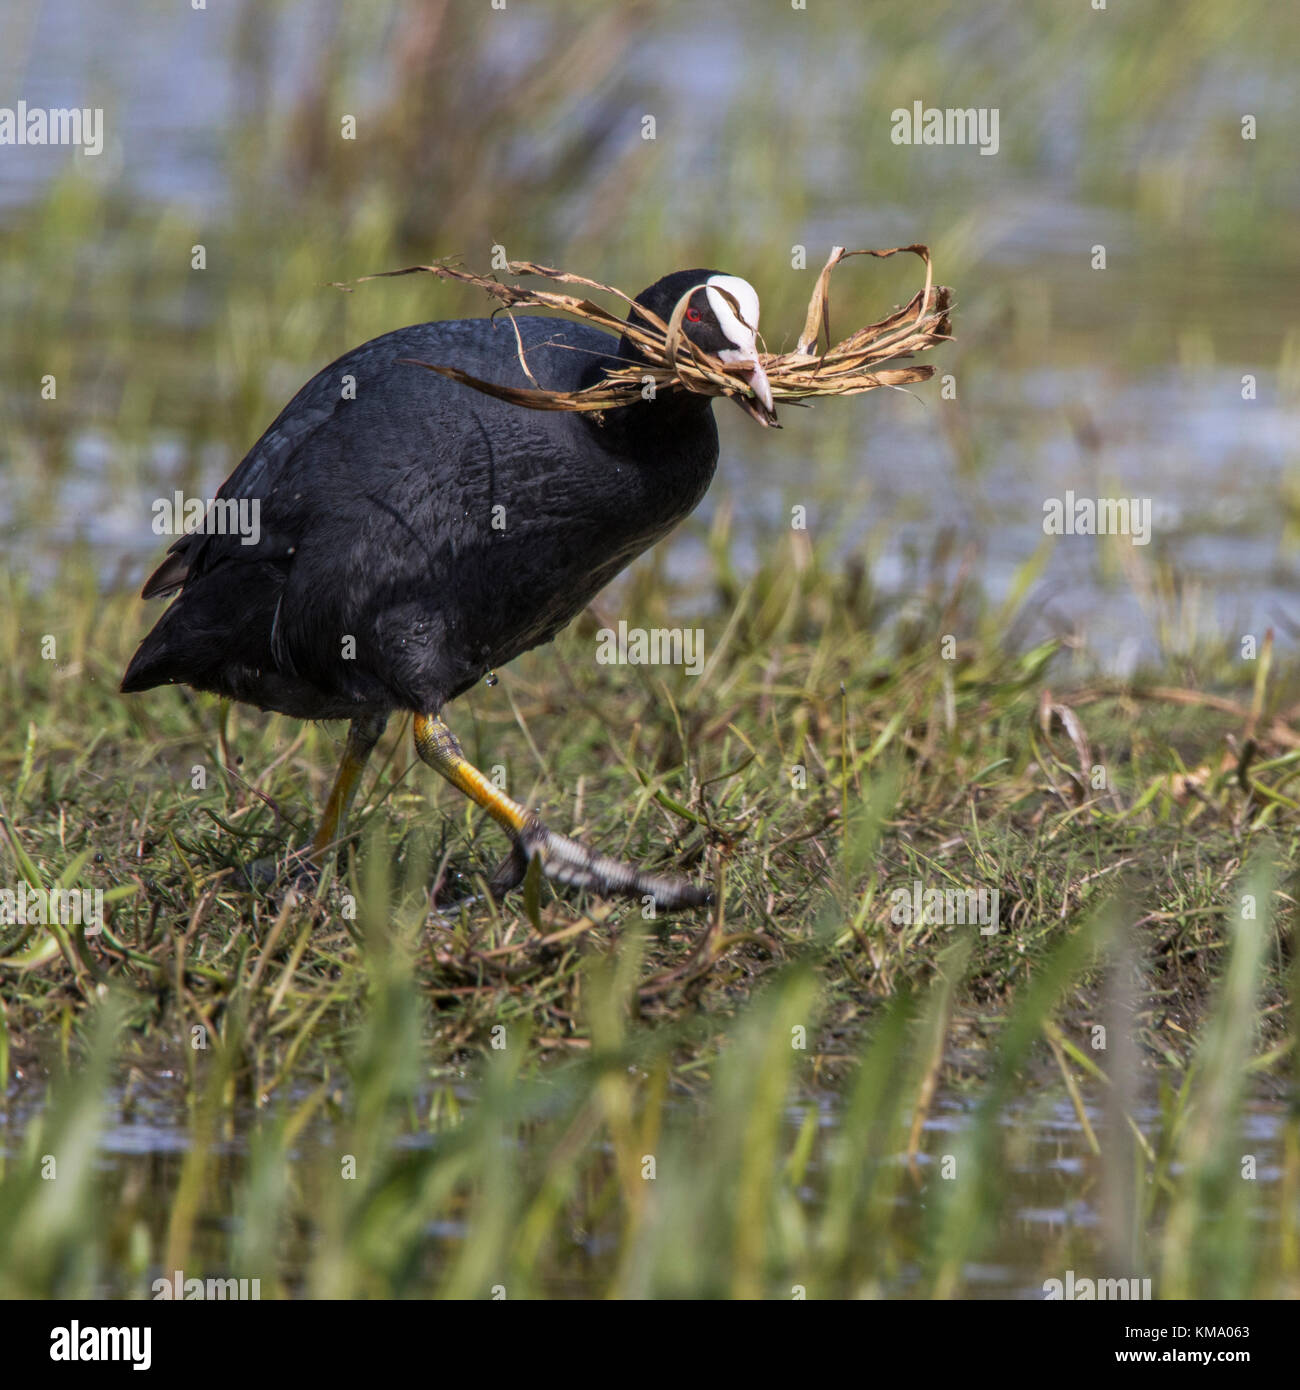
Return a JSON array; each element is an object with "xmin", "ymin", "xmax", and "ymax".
[{"xmin": 686, "ymin": 306, "xmax": 702, "ymax": 322}]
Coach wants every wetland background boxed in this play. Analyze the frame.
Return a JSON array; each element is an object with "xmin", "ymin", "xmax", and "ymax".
[{"xmin": 2, "ymin": 0, "xmax": 1299, "ymax": 1301}]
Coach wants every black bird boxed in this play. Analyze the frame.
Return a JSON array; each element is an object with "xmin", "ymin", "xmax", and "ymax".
[{"xmin": 122, "ymin": 270, "xmax": 776, "ymax": 910}]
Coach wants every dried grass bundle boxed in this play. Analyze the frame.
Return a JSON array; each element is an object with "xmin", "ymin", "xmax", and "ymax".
[{"xmin": 338, "ymin": 245, "xmax": 952, "ymax": 423}]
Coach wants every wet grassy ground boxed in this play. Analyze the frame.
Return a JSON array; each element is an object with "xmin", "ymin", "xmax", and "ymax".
[
  {"xmin": 3, "ymin": 538, "xmax": 1299, "ymax": 1296},
  {"xmin": 2, "ymin": 0, "xmax": 1299, "ymax": 1299}
]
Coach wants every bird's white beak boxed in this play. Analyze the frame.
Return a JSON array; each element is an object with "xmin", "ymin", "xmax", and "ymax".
[
  {"xmin": 708, "ymin": 276, "xmax": 779, "ymax": 427},
  {"xmin": 743, "ymin": 358, "xmax": 774, "ymax": 413},
  {"xmin": 721, "ymin": 352, "xmax": 778, "ymax": 426}
]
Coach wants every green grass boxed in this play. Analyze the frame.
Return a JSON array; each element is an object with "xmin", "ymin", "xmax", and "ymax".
[
  {"xmin": 5, "ymin": 528, "xmax": 1298, "ymax": 1054},
  {"xmin": 0, "ymin": 848, "xmax": 1294, "ymax": 1298},
  {"xmin": 2, "ymin": 0, "xmax": 1299, "ymax": 1300},
  {"xmin": 1, "ymin": 534, "xmax": 1299, "ymax": 1296}
]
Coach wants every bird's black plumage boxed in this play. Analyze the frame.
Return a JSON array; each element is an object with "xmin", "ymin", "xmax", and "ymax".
[
  {"xmin": 122, "ymin": 271, "xmax": 743, "ymax": 719},
  {"xmin": 123, "ymin": 268, "xmax": 772, "ymax": 910}
]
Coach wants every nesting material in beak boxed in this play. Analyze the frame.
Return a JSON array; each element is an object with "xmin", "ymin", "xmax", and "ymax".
[{"xmin": 387, "ymin": 246, "xmax": 953, "ymax": 427}]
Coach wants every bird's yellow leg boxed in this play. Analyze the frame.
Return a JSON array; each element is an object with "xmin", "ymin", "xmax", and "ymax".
[
  {"xmin": 412, "ymin": 712, "xmax": 710, "ymax": 911},
  {"xmin": 309, "ymin": 714, "xmax": 388, "ymax": 859},
  {"xmin": 413, "ymin": 711, "xmax": 531, "ymax": 835}
]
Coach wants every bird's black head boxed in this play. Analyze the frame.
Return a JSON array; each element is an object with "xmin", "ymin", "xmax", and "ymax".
[{"xmin": 618, "ymin": 269, "xmax": 777, "ymax": 426}]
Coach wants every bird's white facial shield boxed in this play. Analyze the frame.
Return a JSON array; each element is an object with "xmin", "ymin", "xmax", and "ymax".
[{"xmin": 706, "ymin": 274, "xmax": 777, "ymax": 426}]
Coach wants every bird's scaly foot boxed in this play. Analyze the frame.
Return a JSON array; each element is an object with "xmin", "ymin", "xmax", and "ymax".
[{"xmin": 489, "ymin": 816, "xmax": 711, "ymax": 912}]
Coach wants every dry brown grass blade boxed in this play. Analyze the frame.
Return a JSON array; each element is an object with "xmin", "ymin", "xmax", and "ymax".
[
  {"xmin": 398, "ymin": 362, "xmax": 637, "ymax": 413},
  {"xmin": 336, "ymin": 246, "xmax": 953, "ymax": 417},
  {"xmin": 796, "ymin": 248, "xmax": 837, "ymax": 356}
]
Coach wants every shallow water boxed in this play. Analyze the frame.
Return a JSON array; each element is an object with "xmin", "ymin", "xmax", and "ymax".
[{"xmin": 1, "ymin": 1068, "xmax": 1285, "ymax": 1298}]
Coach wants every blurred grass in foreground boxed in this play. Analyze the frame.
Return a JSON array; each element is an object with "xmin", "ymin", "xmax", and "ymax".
[{"xmin": 0, "ymin": 853, "xmax": 1295, "ymax": 1298}]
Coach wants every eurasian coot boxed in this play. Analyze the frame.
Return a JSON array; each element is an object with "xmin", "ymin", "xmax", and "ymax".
[{"xmin": 122, "ymin": 270, "xmax": 776, "ymax": 910}]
